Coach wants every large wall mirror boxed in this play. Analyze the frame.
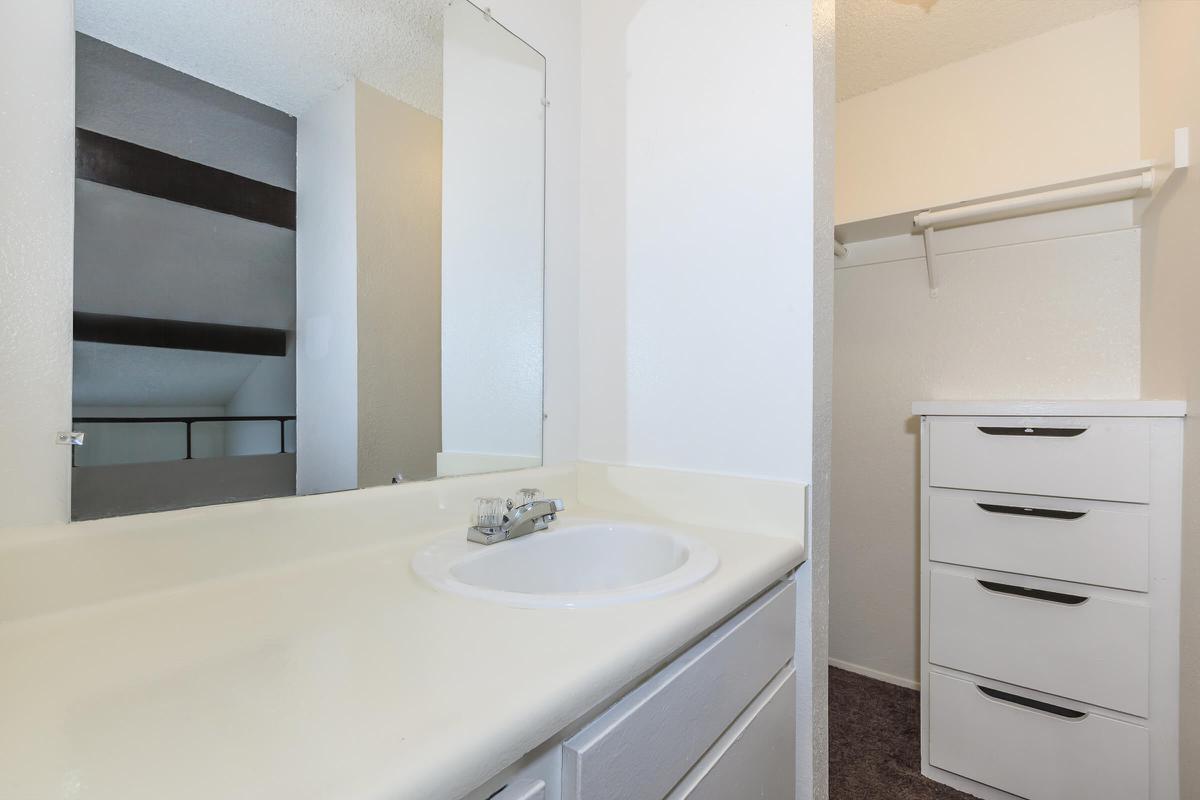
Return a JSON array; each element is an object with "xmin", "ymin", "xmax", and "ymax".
[{"xmin": 69, "ymin": 0, "xmax": 546, "ymax": 520}]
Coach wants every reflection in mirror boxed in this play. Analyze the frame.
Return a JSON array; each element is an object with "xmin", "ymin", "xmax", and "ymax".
[{"xmin": 70, "ymin": 0, "xmax": 545, "ymax": 520}]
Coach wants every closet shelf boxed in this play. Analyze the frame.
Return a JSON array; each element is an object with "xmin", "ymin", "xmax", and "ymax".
[
  {"xmin": 834, "ymin": 162, "xmax": 1156, "ymax": 247},
  {"xmin": 833, "ymin": 132, "xmax": 1193, "ymax": 297}
]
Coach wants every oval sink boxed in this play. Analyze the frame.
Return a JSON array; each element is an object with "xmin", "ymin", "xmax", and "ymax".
[{"xmin": 411, "ymin": 521, "xmax": 720, "ymax": 608}]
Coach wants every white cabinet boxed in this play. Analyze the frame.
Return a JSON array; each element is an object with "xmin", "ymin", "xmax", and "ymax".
[
  {"xmin": 927, "ymin": 416, "xmax": 1152, "ymax": 502},
  {"xmin": 667, "ymin": 666, "xmax": 796, "ymax": 800},
  {"xmin": 464, "ymin": 578, "xmax": 798, "ymax": 800},
  {"xmin": 928, "ymin": 670, "xmax": 1149, "ymax": 800},
  {"xmin": 489, "ymin": 781, "xmax": 547, "ymax": 800},
  {"xmin": 929, "ymin": 566, "xmax": 1150, "ymax": 716},
  {"xmin": 916, "ymin": 402, "xmax": 1183, "ymax": 800},
  {"xmin": 563, "ymin": 581, "xmax": 795, "ymax": 800},
  {"xmin": 928, "ymin": 488, "xmax": 1150, "ymax": 591}
]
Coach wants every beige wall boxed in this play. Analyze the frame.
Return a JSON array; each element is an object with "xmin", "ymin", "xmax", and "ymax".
[
  {"xmin": 831, "ymin": 3, "xmax": 1151, "ymax": 690},
  {"xmin": 831, "ymin": 223, "xmax": 1142, "ymax": 684},
  {"xmin": 836, "ymin": 7, "xmax": 1141, "ymax": 223},
  {"xmin": 1138, "ymin": 2, "xmax": 1200, "ymax": 795},
  {"xmin": 355, "ymin": 81, "xmax": 443, "ymax": 487}
]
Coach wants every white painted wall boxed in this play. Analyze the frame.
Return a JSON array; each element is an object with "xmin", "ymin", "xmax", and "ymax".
[
  {"xmin": 440, "ymin": 0, "xmax": 545, "ymax": 471},
  {"xmin": 1138, "ymin": 3, "xmax": 1200, "ymax": 796},
  {"xmin": 296, "ymin": 82, "xmax": 359, "ymax": 495},
  {"xmin": 578, "ymin": 0, "xmax": 819, "ymax": 795},
  {"xmin": 579, "ymin": 0, "xmax": 814, "ymax": 478},
  {"xmin": 831, "ymin": 213, "xmax": 1142, "ymax": 686},
  {"xmin": 836, "ymin": 7, "xmax": 1142, "ymax": 223},
  {"xmin": 0, "ymin": 0, "xmax": 75, "ymax": 527}
]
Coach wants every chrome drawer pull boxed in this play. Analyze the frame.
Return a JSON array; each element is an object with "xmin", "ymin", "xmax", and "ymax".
[
  {"xmin": 977, "ymin": 426, "xmax": 1088, "ymax": 437},
  {"xmin": 977, "ymin": 580, "xmax": 1088, "ymax": 606},
  {"xmin": 976, "ymin": 503, "xmax": 1087, "ymax": 521},
  {"xmin": 977, "ymin": 686, "xmax": 1087, "ymax": 719}
]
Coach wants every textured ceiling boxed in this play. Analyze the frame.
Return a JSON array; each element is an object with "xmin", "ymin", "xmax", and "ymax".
[
  {"xmin": 73, "ymin": 342, "xmax": 266, "ymax": 407},
  {"xmin": 75, "ymin": 0, "xmax": 446, "ymax": 117},
  {"xmin": 837, "ymin": 0, "xmax": 1138, "ymax": 101}
]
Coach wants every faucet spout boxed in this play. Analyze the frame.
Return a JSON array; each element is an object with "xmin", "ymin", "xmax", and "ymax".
[
  {"xmin": 468, "ymin": 494, "xmax": 565, "ymax": 545},
  {"xmin": 507, "ymin": 498, "xmax": 565, "ymax": 539}
]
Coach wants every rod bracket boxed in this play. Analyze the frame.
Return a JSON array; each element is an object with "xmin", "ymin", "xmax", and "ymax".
[{"xmin": 922, "ymin": 227, "xmax": 938, "ymax": 298}]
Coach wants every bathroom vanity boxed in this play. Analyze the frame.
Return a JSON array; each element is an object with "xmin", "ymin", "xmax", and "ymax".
[
  {"xmin": 915, "ymin": 401, "xmax": 1184, "ymax": 800},
  {"xmin": 0, "ymin": 463, "xmax": 807, "ymax": 800},
  {"xmin": 471, "ymin": 578, "xmax": 797, "ymax": 800}
]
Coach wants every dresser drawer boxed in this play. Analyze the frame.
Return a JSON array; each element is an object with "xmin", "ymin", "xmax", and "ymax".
[
  {"xmin": 928, "ymin": 417, "xmax": 1151, "ymax": 502},
  {"xmin": 929, "ymin": 490, "xmax": 1150, "ymax": 591},
  {"xmin": 929, "ymin": 568, "xmax": 1149, "ymax": 716},
  {"xmin": 928, "ymin": 670, "xmax": 1149, "ymax": 800},
  {"xmin": 563, "ymin": 580, "xmax": 795, "ymax": 800}
]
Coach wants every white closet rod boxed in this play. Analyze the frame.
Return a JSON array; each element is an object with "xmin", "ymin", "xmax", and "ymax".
[
  {"xmin": 913, "ymin": 170, "xmax": 1153, "ymax": 231},
  {"xmin": 913, "ymin": 168, "xmax": 1153, "ymax": 298}
]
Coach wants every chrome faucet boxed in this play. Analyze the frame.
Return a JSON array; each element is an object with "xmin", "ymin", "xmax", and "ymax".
[{"xmin": 468, "ymin": 489, "xmax": 565, "ymax": 545}]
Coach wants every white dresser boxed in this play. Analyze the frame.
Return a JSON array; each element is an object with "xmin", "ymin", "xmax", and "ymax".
[{"xmin": 914, "ymin": 401, "xmax": 1185, "ymax": 800}]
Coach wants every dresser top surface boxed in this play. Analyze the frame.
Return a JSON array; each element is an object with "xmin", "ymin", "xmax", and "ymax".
[{"xmin": 912, "ymin": 400, "xmax": 1187, "ymax": 418}]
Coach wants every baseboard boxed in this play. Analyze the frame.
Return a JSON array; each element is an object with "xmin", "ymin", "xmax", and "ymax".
[{"xmin": 829, "ymin": 658, "xmax": 920, "ymax": 691}]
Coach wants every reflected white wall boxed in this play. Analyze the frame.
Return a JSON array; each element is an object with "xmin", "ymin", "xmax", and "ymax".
[
  {"xmin": 440, "ymin": 0, "xmax": 546, "ymax": 473},
  {"xmin": 296, "ymin": 82, "xmax": 360, "ymax": 495},
  {"xmin": 0, "ymin": 0, "xmax": 75, "ymax": 527}
]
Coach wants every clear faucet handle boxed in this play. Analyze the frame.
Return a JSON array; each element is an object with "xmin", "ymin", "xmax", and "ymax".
[
  {"xmin": 472, "ymin": 497, "xmax": 508, "ymax": 528},
  {"xmin": 515, "ymin": 488, "xmax": 543, "ymax": 505}
]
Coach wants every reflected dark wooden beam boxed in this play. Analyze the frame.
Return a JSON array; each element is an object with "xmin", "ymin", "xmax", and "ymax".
[
  {"xmin": 75, "ymin": 128, "xmax": 296, "ymax": 230},
  {"xmin": 74, "ymin": 312, "xmax": 288, "ymax": 357}
]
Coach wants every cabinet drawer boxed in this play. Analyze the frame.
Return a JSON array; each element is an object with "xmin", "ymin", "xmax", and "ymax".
[
  {"xmin": 929, "ymin": 568, "xmax": 1149, "ymax": 716},
  {"xmin": 668, "ymin": 666, "xmax": 795, "ymax": 800},
  {"xmin": 929, "ymin": 490, "xmax": 1150, "ymax": 591},
  {"xmin": 929, "ymin": 670, "xmax": 1148, "ymax": 800},
  {"xmin": 928, "ymin": 417, "xmax": 1150, "ymax": 502},
  {"xmin": 563, "ymin": 580, "xmax": 795, "ymax": 800},
  {"xmin": 490, "ymin": 782, "xmax": 545, "ymax": 800}
]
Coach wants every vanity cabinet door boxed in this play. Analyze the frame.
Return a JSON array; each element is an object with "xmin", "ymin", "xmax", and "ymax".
[
  {"xmin": 562, "ymin": 580, "xmax": 796, "ymax": 800},
  {"xmin": 489, "ymin": 780, "xmax": 546, "ymax": 800},
  {"xmin": 668, "ymin": 666, "xmax": 796, "ymax": 800}
]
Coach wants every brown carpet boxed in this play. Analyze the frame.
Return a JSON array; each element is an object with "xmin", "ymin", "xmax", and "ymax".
[{"xmin": 829, "ymin": 667, "xmax": 978, "ymax": 800}]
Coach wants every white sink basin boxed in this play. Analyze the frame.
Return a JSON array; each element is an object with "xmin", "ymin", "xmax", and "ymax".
[{"xmin": 411, "ymin": 521, "xmax": 720, "ymax": 608}]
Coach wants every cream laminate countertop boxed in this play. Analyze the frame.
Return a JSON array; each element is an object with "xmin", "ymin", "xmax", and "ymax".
[{"xmin": 0, "ymin": 477, "xmax": 805, "ymax": 800}]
